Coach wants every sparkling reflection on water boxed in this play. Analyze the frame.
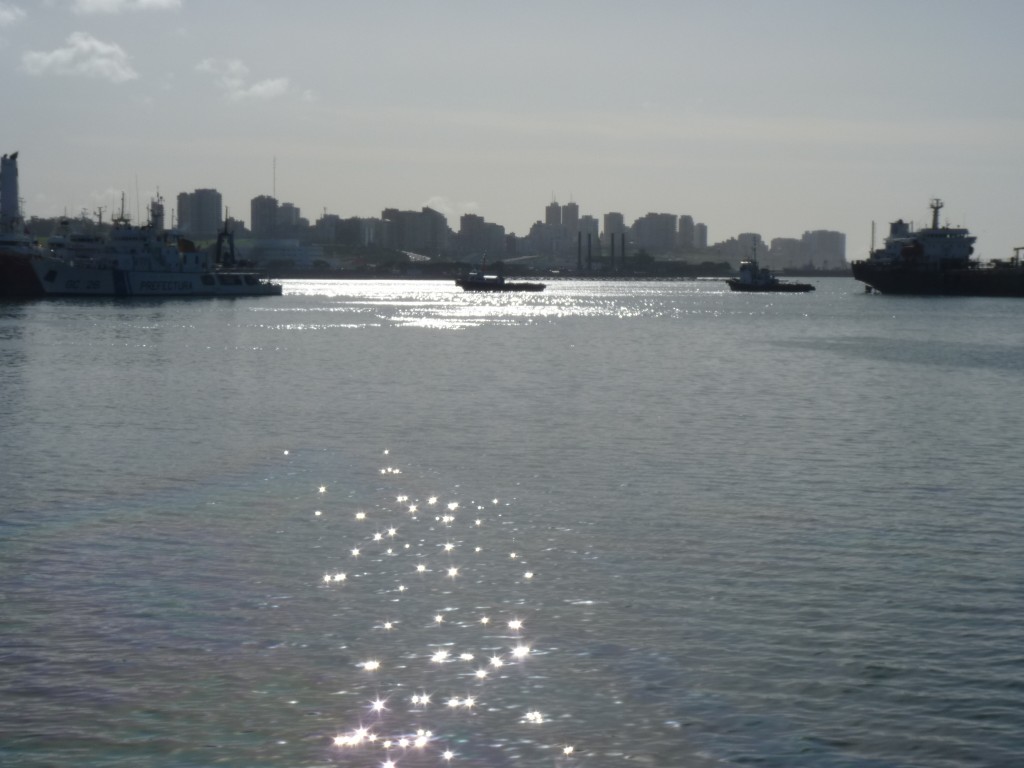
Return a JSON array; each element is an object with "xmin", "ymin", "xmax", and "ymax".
[
  {"xmin": 2, "ymin": 279, "xmax": 1023, "ymax": 767},
  {"xmin": 273, "ymin": 278, "xmax": 739, "ymax": 330}
]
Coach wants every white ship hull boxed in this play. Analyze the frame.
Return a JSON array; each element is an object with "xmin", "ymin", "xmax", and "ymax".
[{"xmin": 29, "ymin": 256, "xmax": 281, "ymax": 297}]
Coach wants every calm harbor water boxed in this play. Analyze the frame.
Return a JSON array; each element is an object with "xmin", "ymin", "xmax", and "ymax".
[{"xmin": 1, "ymin": 277, "xmax": 1022, "ymax": 767}]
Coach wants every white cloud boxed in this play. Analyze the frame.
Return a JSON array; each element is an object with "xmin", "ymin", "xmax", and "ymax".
[
  {"xmin": 72, "ymin": 0, "xmax": 181, "ymax": 13},
  {"xmin": 231, "ymin": 77, "xmax": 289, "ymax": 101},
  {"xmin": 196, "ymin": 57, "xmax": 289, "ymax": 101},
  {"xmin": 0, "ymin": 3, "xmax": 26, "ymax": 27},
  {"xmin": 22, "ymin": 31, "xmax": 138, "ymax": 83},
  {"xmin": 196, "ymin": 57, "xmax": 248, "ymax": 90}
]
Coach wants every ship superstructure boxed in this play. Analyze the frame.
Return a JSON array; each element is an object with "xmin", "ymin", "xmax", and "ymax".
[{"xmin": 852, "ymin": 199, "xmax": 1024, "ymax": 296}]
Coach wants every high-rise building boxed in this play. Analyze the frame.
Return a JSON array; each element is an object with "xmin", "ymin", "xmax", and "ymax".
[
  {"xmin": 459, "ymin": 213, "xmax": 506, "ymax": 258},
  {"xmin": 176, "ymin": 188, "xmax": 222, "ymax": 238},
  {"xmin": 694, "ymin": 223, "xmax": 708, "ymax": 249},
  {"xmin": 562, "ymin": 201, "xmax": 579, "ymax": 236},
  {"xmin": 417, "ymin": 207, "xmax": 449, "ymax": 255},
  {"xmin": 632, "ymin": 212, "xmax": 678, "ymax": 254},
  {"xmin": 316, "ymin": 214, "xmax": 377, "ymax": 247},
  {"xmin": 714, "ymin": 232, "xmax": 765, "ymax": 268},
  {"xmin": 801, "ymin": 230, "xmax": 847, "ymax": 269},
  {"xmin": 602, "ymin": 212, "xmax": 625, "ymax": 245},
  {"xmin": 1, "ymin": 152, "xmax": 21, "ymax": 228},
  {"xmin": 579, "ymin": 215, "xmax": 599, "ymax": 245},
  {"xmin": 315, "ymin": 213, "xmax": 342, "ymax": 243},
  {"xmin": 382, "ymin": 207, "xmax": 449, "ymax": 254},
  {"xmin": 678, "ymin": 215, "xmax": 695, "ymax": 249},
  {"xmin": 545, "ymin": 200, "xmax": 561, "ymax": 229},
  {"xmin": 175, "ymin": 192, "xmax": 188, "ymax": 230},
  {"xmin": 769, "ymin": 237, "xmax": 803, "ymax": 269},
  {"xmin": 278, "ymin": 202, "xmax": 301, "ymax": 229},
  {"xmin": 250, "ymin": 195, "xmax": 278, "ymax": 238}
]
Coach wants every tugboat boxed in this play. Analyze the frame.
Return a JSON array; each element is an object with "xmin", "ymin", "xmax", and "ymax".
[
  {"xmin": 726, "ymin": 255, "xmax": 814, "ymax": 293},
  {"xmin": 455, "ymin": 260, "xmax": 545, "ymax": 292},
  {"xmin": 852, "ymin": 199, "xmax": 1024, "ymax": 296}
]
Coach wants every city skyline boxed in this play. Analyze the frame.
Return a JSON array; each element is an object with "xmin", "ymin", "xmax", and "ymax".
[
  {"xmin": 152, "ymin": 187, "xmax": 846, "ymax": 269},
  {"xmin": 14, "ymin": 168, "xmax": 841, "ymax": 270},
  {"xmin": 4, "ymin": 1, "xmax": 1024, "ymax": 262}
]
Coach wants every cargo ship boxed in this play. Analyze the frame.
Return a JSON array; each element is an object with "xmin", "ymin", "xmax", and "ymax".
[{"xmin": 852, "ymin": 199, "xmax": 1024, "ymax": 296}]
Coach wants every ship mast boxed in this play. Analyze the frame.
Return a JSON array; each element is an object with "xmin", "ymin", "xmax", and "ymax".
[{"xmin": 930, "ymin": 198, "xmax": 943, "ymax": 229}]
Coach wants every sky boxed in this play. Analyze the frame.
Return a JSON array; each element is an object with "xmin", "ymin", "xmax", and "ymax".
[{"xmin": 3, "ymin": 0, "xmax": 1024, "ymax": 260}]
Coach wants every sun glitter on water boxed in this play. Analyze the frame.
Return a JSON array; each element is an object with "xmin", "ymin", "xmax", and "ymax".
[{"xmin": 309, "ymin": 451, "xmax": 581, "ymax": 765}]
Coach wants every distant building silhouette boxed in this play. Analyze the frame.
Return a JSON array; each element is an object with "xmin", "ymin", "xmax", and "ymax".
[
  {"xmin": 277, "ymin": 202, "xmax": 304, "ymax": 237},
  {"xmin": 545, "ymin": 200, "xmax": 561, "ymax": 229},
  {"xmin": 382, "ymin": 207, "xmax": 449, "ymax": 255},
  {"xmin": 678, "ymin": 215, "xmax": 695, "ymax": 249},
  {"xmin": 632, "ymin": 212, "xmax": 678, "ymax": 254},
  {"xmin": 767, "ymin": 231, "xmax": 846, "ymax": 269},
  {"xmin": 579, "ymin": 215, "xmax": 599, "ymax": 247},
  {"xmin": 314, "ymin": 212, "xmax": 379, "ymax": 247},
  {"xmin": 714, "ymin": 232, "xmax": 766, "ymax": 268},
  {"xmin": 602, "ymin": 212, "xmax": 625, "ymax": 248},
  {"xmin": 248, "ymin": 195, "xmax": 308, "ymax": 239},
  {"xmin": 561, "ymin": 201, "xmax": 579, "ymax": 238},
  {"xmin": 458, "ymin": 213, "xmax": 506, "ymax": 259},
  {"xmin": 176, "ymin": 188, "xmax": 222, "ymax": 239},
  {"xmin": 1, "ymin": 151, "xmax": 22, "ymax": 230},
  {"xmin": 694, "ymin": 222, "xmax": 708, "ymax": 249},
  {"xmin": 769, "ymin": 237, "xmax": 803, "ymax": 269},
  {"xmin": 150, "ymin": 178, "xmax": 844, "ymax": 271},
  {"xmin": 250, "ymin": 195, "xmax": 278, "ymax": 238},
  {"xmin": 800, "ymin": 229, "xmax": 846, "ymax": 269},
  {"xmin": 315, "ymin": 212, "xmax": 341, "ymax": 240}
]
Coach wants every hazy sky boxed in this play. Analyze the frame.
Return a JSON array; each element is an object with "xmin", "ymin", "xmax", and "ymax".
[{"xmin": 3, "ymin": 0, "xmax": 1024, "ymax": 259}]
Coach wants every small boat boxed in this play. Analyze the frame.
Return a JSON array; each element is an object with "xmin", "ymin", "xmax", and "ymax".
[
  {"xmin": 852, "ymin": 199, "xmax": 1024, "ymax": 296},
  {"xmin": 455, "ymin": 266, "xmax": 545, "ymax": 292},
  {"xmin": 726, "ymin": 257, "xmax": 814, "ymax": 293}
]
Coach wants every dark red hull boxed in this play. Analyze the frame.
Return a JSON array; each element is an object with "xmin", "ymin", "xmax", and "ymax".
[
  {"xmin": 852, "ymin": 261, "xmax": 1024, "ymax": 296},
  {"xmin": 0, "ymin": 253, "xmax": 44, "ymax": 298}
]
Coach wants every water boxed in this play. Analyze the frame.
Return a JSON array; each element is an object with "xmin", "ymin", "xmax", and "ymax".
[{"xmin": 1, "ymin": 278, "xmax": 1022, "ymax": 767}]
